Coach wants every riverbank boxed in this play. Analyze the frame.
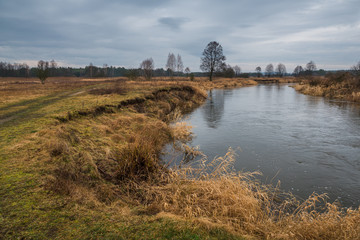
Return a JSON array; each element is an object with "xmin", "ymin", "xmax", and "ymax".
[
  {"xmin": 1, "ymin": 77, "xmax": 359, "ymax": 239},
  {"xmin": 293, "ymin": 74, "xmax": 360, "ymax": 102}
]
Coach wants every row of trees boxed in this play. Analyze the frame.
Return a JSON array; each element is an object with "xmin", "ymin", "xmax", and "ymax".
[
  {"xmin": 198, "ymin": 41, "xmax": 322, "ymax": 80},
  {"xmin": 254, "ymin": 61, "xmax": 317, "ymax": 78},
  {"xmin": 1, "ymin": 40, "xmax": 358, "ymax": 82}
]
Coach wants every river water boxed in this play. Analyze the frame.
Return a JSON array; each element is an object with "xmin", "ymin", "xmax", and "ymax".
[{"xmin": 164, "ymin": 84, "xmax": 360, "ymax": 208}]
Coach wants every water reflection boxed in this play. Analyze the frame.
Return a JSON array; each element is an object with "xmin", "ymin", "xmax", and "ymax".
[
  {"xmin": 170, "ymin": 84, "xmax": 360, "ymax": 208},
  {"xmin": 201, "ymin": 89, "xmax": 225, "ymax": 128}
]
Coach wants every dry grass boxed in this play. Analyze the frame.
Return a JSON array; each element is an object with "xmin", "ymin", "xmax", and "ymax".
[
  {"xmin": 2, "ymin": 76, "xmax": 359, "ymax": 239},
  {"xmin": 293, "ymin": 74, "xmax": 360, "ymax": 102},
  {"xmin": 0, "ymin": 76, "xmax": 244, "ymax": 109},
  {"xmin": 141, "ymin": 150, "xmax": 360, "ymax": 239},
  {"xmin": 34, "ymin": 107, "xmax": 360, "ymax": 239},
  {"xmin": 30, "ymin": 85, "xmax": 207, "ymax": 205},
  {"xmin": 0, "ymin": 77, "xmax": 108, "ymax": 106}
]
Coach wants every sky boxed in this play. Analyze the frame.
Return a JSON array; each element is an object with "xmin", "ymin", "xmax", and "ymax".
[{"xmin": 0, "ymin": 0, "xmax": 359, "ymax": 72}]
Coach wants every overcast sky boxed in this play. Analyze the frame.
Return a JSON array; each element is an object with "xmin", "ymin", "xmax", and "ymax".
[{"xmin": 0, "ymin": 0, "xmax": 359, "ymax": 72}]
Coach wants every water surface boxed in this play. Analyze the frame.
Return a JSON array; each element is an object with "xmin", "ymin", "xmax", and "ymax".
[{"xmin": 165, "ymin": 84, "xmax": 360, "ymax": 208}]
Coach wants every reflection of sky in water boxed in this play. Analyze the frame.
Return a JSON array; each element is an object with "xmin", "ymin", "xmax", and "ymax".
[{"xmin": 164, "ymin": 84, "xmax": 360, "ymax": 208}]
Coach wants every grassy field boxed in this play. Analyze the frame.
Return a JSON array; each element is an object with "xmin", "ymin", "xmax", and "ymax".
[{"xmin": 1, "ymin": 76, "xmax": 359, "ymax": 239}]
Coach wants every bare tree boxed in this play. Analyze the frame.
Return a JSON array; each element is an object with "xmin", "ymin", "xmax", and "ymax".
[
  {"xmin": 50, "ymin": 59, "xmax": 57, "ymax": 77},
  {"xmin": 351, "ymin": 61, "xmax": 360, "ymax": 77},
  {"xmin": 140, "ymin": 58, "xmax": 154, "ymax": 80},
  {"xmin": 222, "ymin": 64, "xmax": 235, "ymax": 78},
  {"xmin": 233, "ymin": 65, "xmax": 241, "ymax": 77},
  {"xmin": 184, "ymin": 67, "xmax": 191, "ymax": 76},
  {"xmin": 166, "ymin": 53, "xmax": 176, "ymax": 76},
  {"xmin": 305, "ymin": 61, "xmax": 317, "ymax": 75},
  {"xmin": 37, "ymin": 60, "xmax": 49, "ymax": 84},
  {"xmin": 200, "ymin": 41, "xmax": 226, "ymax": 81},
  {"xmin": 255, "ymin": 66, "xmax": 262, "ymax": 77},
  {"xmin": 293, "ymin": 65, "xmax": 304, "ymax": 76},
  {"xmin": 276, "ymin": 63, "xmax": 286, "ymax": 77},
  {"xmin": 176, "ymin": 54, "xmax": 184, "ymax": 74},
  {"xmin": 265, "ymin": 64, "xmax": 274, "ymax": 77}
]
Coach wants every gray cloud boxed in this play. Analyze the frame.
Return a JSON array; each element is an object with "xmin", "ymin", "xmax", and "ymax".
[
  {"xmin": 0, "ymin": 0, "xmax": 359, "ymax": 71},
  {"xmin": 158, "ymin": 17, "xmax": 188, "ymax": 30}
]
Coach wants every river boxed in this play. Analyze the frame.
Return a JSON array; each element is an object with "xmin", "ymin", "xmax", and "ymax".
[{"xmin": 164, "ymin": 84, "xmax": 360, "ymax": 208}]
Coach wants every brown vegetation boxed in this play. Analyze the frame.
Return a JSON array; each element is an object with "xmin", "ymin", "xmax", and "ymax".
[
  {"xmin": 294, "ymin": 72, "xmax": 360, "ymax": 102},
  {"xmin": 2, "ymin": 76, "xmax": 359, "ymax": 239}
]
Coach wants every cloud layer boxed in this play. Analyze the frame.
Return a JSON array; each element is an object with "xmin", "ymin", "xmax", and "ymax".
[{"xmin": 0, "ymin": 0, "xmax": 359, "ymax": 71}]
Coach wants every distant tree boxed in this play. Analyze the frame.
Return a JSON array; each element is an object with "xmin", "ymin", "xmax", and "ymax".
[
  {"xmin": 37, "ymin": 60, "xmax": 49, "ymax": 84},
  {"xmin": 351, "ymin": 61, "xmax": 360, "ymax": 77},
  {"xmin": 126, "ymin": 68, "xmax": 139, "ymax": 80},
  {"xmin": 25, "ymin": 63, "xmax": 30, "ymax": 78},
  {"xmin": 255, "ymin": 66, "xmax": 262, "ymax": 77},
  {"xmin": 140, "ymin": 58, "xmax": 154, "ymax": 80},
  {"xmin": 265, "ymin": 63, "xmax": 274, "ymax": 77},
  {"xmin": 221, "ymin": 64, "xmax": 235, "ymax": 78},
  {"xmin": 200, "ymin": 41, "xmax": 226, "ymax": 81},
  {"xmin": 176, "ymin": 54, "xmax": 184, "ymax": 74},
  {"xmin": 89, "ymin": 62, "xmax": 94, "ymax": 78},
  {"xmin": 233, "ymin": 65, "xmax": 241, "ymax": 77},
  {"xmin": 305, "ymin": 61, "xmax": 317, "ymax": 75},
  {"xmin": 50, "ymin": 59, "xmax": 57, "ymax": 76},
  {"xmin": 293, "ymin": 65, "xmax": 304, "ymax": 76},
  {"xmin": 276, "ymin": 63, "xmax": 286, "ymax": 77},
  {"xmin": 184, "ymin": 67, "xmax": 191, "ymax": 76},
  {"xmin": 166, "ymin": 53, "xmax": 176, "ymax": 76},
  {"xmin": 103, "ymin": 64, "xmax": 108, "ymax": 77}
]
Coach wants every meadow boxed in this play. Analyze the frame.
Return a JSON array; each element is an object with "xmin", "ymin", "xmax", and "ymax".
[{"xmin": 1, "ymin": 76, "xmax": 359, "ymax": 239}]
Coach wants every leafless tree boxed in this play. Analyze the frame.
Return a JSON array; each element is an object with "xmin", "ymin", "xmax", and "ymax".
[
  {"xmin": 255, "ymin": 66, "xmax": 262, "ymax": 77},
  {"xmin": 200, "ymin": 41, "xmax": 226, "ymax": 81},
  {"xmin": 293, "ymin": 65, "xmax": 304, "ymax": 76},
  {"xmin": 184, "ymin": 67, "xmax": 191, "ymax": 76},
  {"xmin": 37, "ymin": 60, "xmax": 49, "ymax": 84},
  {"xmin": 176, "ymin": 54, "xmax": 184, "ymax": 73},
  {"xmin": 50, "ymin": 59, "xmax": 57, "ymax": 76},
  {"xmin": 140, "ymin": 58, "xmax": 154, "ymax": 80},
  {"xmin": 166, "ymin": 53, "xmax": 176, "ymax": 76},
  {"xmin": 351, "ymin": 61, "xmax": 360, "ymax": 77},
  {"xmin": 305, "ymin": 61, "xmax": 317, "ymax": 75},
  {"xmin": 50, "ymin": 59, "xmax": 57, "ymax": 68},
  {"xmin": 276, "ymin": 63, "xmax": 286, "ymax": 77},
  {"xmin": 265, "ymin": 64, "xmax": 274, "ymax": 77},
  {"xmin": 233, "ymin": 65, "xmax": 241, "ymax": 77}
]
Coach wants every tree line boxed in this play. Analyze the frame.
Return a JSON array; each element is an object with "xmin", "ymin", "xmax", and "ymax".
[{"xmin": 1, "ymin": 41, "xmax": 358, "ymax": 83}]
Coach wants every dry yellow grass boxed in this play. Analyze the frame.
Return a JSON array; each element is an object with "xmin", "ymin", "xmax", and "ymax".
[
  {"xmin": 142, "ymin": 150, "xmax": 360, "ymax": 239},
  {"xmin": 293, "ymin": 74, "xmax": 360, "ymax": 102},
  {"xmin": 2, "ymin": 76, "xmax": 358, "ymax": 239}
]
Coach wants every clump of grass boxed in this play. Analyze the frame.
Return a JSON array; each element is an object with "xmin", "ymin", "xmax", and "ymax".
[{"xmin": 142, "ymin": 150, "xmax": 360, "ymax": 239}]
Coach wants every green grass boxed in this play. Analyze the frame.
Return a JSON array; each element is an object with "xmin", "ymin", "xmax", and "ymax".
[{"xmin": 0, "ymin": 81, "xmax": 244, "ymax": 239}]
